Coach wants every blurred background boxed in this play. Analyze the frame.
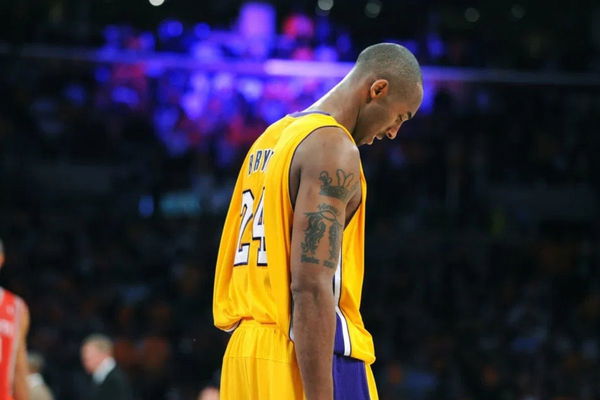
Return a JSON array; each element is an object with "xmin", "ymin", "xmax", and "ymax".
[{"xmin": 1, "ymin": 0, "xmax": 599, "ymax": 399}]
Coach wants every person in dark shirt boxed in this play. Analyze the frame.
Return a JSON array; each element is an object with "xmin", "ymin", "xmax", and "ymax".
[{"xmin": 81, "ymin": 334, "xmax": 132, "ymax": 400}]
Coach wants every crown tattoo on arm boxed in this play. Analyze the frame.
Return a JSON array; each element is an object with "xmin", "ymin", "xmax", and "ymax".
[{"xmin": 319, "ymin": 169, "xmax": 357, "ymax": 201}]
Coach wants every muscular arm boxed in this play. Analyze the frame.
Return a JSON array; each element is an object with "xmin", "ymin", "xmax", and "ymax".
[
  {"xmin": 289, "ymin": 127, "xmax": 361, "ymax": 400},
  {"xmin": 13, "ymin": 299, "xmax": 29, "ymax": 400}
]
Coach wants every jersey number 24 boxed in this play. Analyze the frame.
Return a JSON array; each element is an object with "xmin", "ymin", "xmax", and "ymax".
[{"xmin": 234, "ymin": 188, "xmax": 267, "ymax": 266}]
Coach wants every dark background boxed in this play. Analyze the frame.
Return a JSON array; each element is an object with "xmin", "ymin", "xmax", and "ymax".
[{"xmin": 0, "ymin": 0, "xmax": 599, "ymax": 399}]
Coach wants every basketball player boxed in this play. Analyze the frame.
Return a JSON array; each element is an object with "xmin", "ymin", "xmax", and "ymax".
[
  {"xmin": 214, "ymin": 43, "xmax": 423, "ymax": 399},
  {"xmin": 0, "ymin": 239, "xmax": 30, "ymax": 400}
]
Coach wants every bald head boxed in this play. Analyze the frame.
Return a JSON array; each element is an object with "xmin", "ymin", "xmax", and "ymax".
[
  {"xmin": 305, "ymin": 42, "xmax": 423, "ymax": 146},
  {"xmin": 354, "ymin": 43, "xmax": 422, "ymax": 102}
]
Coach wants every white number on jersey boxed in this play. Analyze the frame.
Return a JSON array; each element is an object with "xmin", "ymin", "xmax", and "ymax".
[
  {"xmin": 233, "ymin": 188, "xmax": 268, "ymax": 266},
  {"xmin": 252, "ymin": 188, "xmax": 267, "ymax": 265},
  {"xmin": 233, "ymin": 190, "xmax": 254, "ymax": 265}
]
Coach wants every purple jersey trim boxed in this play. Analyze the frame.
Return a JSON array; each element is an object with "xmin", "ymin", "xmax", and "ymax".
[
  {"xmin": 334, "ymin": 313, "xmax": 345, "ymax": 355},
  {"xmin": 289, "ymin": 110, "xmax": 331, "ymax": 118},
  {"xmin": 332, "ymin": 354, "xmax": 371, "ymax": 400}
]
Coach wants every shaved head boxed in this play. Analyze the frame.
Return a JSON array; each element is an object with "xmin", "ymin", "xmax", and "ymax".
[
  {"xmin": 354, "ymin": 43, "xmax": 422, "ymax": 102},
  {"xmin": 303, "ymin": 42, "xmax": 423, "ymax": 146}
]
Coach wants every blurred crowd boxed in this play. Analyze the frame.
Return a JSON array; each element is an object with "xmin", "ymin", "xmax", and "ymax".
[
  {"xmin": 3, "ymin": 1, "xmax": 600, "ymax": 72},
  {"xmin": 1, "ymin": 4, "xmax": 600, "ymax": 400}
]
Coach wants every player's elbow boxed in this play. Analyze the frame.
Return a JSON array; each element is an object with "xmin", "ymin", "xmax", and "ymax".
[{"xmin": 290, "ymin": 274, "xmax": 333, "ymax": 300}]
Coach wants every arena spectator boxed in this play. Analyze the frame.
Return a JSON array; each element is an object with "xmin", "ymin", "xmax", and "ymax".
[
  {"xmin": 27, "ymin": 352, "xmax": 54, "ymax": 400},
  {"xmin": 81, "ymin": 334, "xmax": 133, "ymax": 400}
]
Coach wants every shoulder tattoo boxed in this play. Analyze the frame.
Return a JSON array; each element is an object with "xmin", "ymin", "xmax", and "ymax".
[{"xmin": 319, "ymin": 169, "xmax": 358, "ymax": 201}]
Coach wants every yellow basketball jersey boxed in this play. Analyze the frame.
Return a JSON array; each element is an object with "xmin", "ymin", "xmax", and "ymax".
[{"xmin": 214, "ymin": 111, "xmax": 375, "ymax": 364}]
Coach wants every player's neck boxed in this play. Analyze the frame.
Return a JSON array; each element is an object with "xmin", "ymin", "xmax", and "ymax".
[{"xmin": 304, "ymin": 81, "xmax": 361, "ymax": 140}]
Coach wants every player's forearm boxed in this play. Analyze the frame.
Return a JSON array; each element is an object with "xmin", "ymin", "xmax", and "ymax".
[{"xmin": 291, "ymin": 284, "xmax": 336, "ymax": 400}]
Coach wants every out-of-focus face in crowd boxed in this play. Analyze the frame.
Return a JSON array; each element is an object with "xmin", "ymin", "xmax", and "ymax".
[
  {"xmin": 197, "ymin": 386, "xmax": 219, "ymax": 400},
  {"xmin": 81, "ymin": 341, "xmax": 109, "ymax": 374}
]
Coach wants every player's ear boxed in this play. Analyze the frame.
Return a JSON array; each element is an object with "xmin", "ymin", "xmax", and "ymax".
[{"xmin": 369, "ymin": 79, "xmax": 389, "ymax": 99}]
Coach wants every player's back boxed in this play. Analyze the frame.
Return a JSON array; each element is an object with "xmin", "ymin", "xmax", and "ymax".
[
  {"xmin": 213, "ymin": 114, "xmax": 303, "ymax": 330},
  {"xmin": 0, "ymin": 288, "xmax": 24, "ymax": 400},
  {"xmin": 214, "ymin": 111, "xmax": 375, "ymax": 363}
]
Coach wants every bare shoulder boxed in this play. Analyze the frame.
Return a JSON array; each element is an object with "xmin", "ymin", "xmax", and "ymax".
[
  {"xmin": 289, "ymin": 126, "xmax": 361, "ymax": 207},
  {"xmin": 294, "ymin": 126, "xmax": 360, "ymax": 171}
]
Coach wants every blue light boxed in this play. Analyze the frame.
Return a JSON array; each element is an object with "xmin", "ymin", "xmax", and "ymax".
[
  {"xmin": 193, "ymin": 23, "xmax": 211, "ymax": 39},
  {"xmin": 160, "ymin": 191, "xmax": 201, "ymax": 217},
  {"xmin": 94, "ymin": 66, "xmax": 110, "ymax": 83},
  {"xmin": 103, "ymin": 25, "xmax": 121, "ymax": 46},
  {"xmin": 418, "ymin": 82, "xmax": 435, "ymax": 114},
  {"xmin": 427, "ymin": 34, "xmax": 445, "ymax": 59},
  {"xmin": 139, "ymin": 195, "xmax": 155, "ymax": 217},
  {"xmin": 138, "ymin": 31, "xmax": 156, "ymax": 51},
  {"xmin": 182, "ymin": 92, "xmax": 206, "ymax": 119},
  {"xmin": 63, "ymin": 83, "xmax": 87, "ymax": 106},
  {"xmin": 238, "ymin": 78, "xmax": 263, "ymax": 102},
  {"xmin": 111, "ymin": 86, "xmax": 140, "ymax": 106},
  {"xmin": 153, "ymin": 106, "xmax": 179, "ymax": 134},
  {"xmin": 158, "ymin": 19, "xmax": 184, "ymax": 40}
]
